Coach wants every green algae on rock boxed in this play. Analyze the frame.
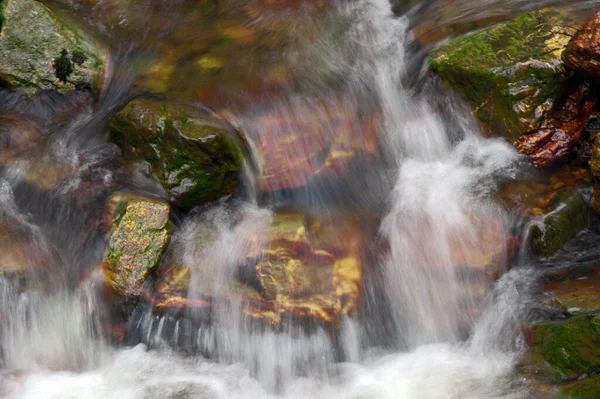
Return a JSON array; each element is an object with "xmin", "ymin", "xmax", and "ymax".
[
  {"xmin": 529, "ymin": 191, "xmax": 587, "ymax": 257},
  {"xmin": 527, "ymin": 313, "xmax": 600, "ymax": 383},
  {"xmin": 429, "ymin": 10, "xmax": 579, "ymax": 142},
  {"xmin": 0, "ymin": 0, "xmax": 106, "ymax": 93},
  {"xmin": 109, "ymin": 99, "xmax": 242, "ymax": 210},
  {"xmin": 555, "ymin": 374, "xmax": 600, "ymax": 398},
  {"xmin": 104, "ymin": 193, "xmax": 171, "ymax": 298}
]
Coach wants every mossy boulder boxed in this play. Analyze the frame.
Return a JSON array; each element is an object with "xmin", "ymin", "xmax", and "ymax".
[
  {"xmin": 527, "ymin": 313, "xmax": 600, "ymax": 383},
  {"xmin": 103, "ymin": 193, "xmax": 172, "ymax": 298},
  {"xmin": 429, "ymin": 10, "xmax": 579, "ymax": 142},
  {"xmin": 0, "ymin": 0, "xmax": 106, "ymax": 92},
  {"xmin": 555, "ymin": 374, "xmax": 600, "ymax": 398},
  {"xmin": 109, "ymin": 99, "xmax": 242, "ymax": 210},
  {"xmin": 529, "ymin": 191, "xmax": 587, "ymax": 257}
]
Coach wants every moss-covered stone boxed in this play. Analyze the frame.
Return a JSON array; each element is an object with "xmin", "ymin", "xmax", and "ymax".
[
  {"xmin": 528, "ymin": 313, "xmax": 600, "ymax": 383},
  {"xmin": 0, "ymin": 0, "xmax": 106, "ymax": 92},
  {"xmin": 109, "ymin": 99, "xmax": 242, "ymax": 210},
  {"xmin": 104, "ymin": 193, "xmax": 171, "ymax": 297},
  {"xmin": 556, "ymin": 374, "xmax": 600, "ymax": 398},
  {"xmin": 429, "ymin": 10, "xmax": 579, "ymax": 141},
  {"xmin": 529, "ymin": 191, "xmax": 586, "ymax": 257}
]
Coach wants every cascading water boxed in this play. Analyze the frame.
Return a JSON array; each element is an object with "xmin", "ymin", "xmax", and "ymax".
[{"xmin": 1, "ymin": 0, "xmax": 592, "ymax": 398}]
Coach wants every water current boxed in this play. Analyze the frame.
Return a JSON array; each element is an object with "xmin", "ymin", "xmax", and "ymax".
[{"xmin": 1, "ymin": 0, "xmax": 599, "ymax": 398}]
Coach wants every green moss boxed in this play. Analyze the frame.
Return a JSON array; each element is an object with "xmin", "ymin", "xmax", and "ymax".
[
  {"xmin": 531, "ymin": 314, "xmax": 600, "ymax": 382},
  {"xmin": 557, "ymin": 374, "xmax": 600, "ymax": 398},
  {"xmin": 529, "ymin": 192, "xmax": 586, "ymax": 256},
  {"xmin": 429, "ymin": 10, "xmax": 575, "ymax": 141},
  {"xmin": 109, "ymin": 99, "xmax": 242, "ymax": 210},
  {"xmin": 105, "ymin": 196, "xmax": 171, "ymax": 296}
]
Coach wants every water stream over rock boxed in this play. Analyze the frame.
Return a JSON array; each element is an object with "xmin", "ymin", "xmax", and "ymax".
[{"xmin": 2, "ymin": 0, "xmax": 600, "ymax": 398}]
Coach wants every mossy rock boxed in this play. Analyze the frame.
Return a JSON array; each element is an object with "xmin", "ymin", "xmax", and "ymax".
[
  {"xmin": 429, "ymin": 10, "xmax": 579, "ymax": 142},
  {"xmin": 528, "ymin": 313, "xmax": 600, "ymax": 383},
  {"xmin": 555, "ymin": 374, "xmax": 600, "ymax": 398},
  {"xmin": 109, "ymin": 99, "xmax": 242, "ymax": 210},
  {"xmin": 529, "ymin": 191, "xmax": 586, "ymax": 257},
  {"xmin": 104, "ymin": 193, "xmax": 172, "ymax": 298},
  {"xmin": 0, "ymin": 0, "xmax": 106, "ymax": 93}
]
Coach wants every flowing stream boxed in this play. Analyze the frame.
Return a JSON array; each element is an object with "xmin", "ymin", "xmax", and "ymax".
[{"xmin": 1, "ymin": 0, "xmax": 598, "ymax": 398}]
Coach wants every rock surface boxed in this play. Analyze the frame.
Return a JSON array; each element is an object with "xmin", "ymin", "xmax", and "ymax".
[
  {"xmin": 525, "ymin": 313, "xmax": 600, "ymax": 383},
  {"xmin": 153, "ymin": 212, "xmax": 366, "ymax": 327},
  {"xmin": 109, "ymin": 99, "xmax": 242, "ymax": 210},
  {"xmin": 516, "ymin": 80, "xmax": 597, "ymax": 167},
  {"xmin": 429, "ymin": 10, "xmax": 578, "ymax": 142},
  {"xmin": 0, "ymin": 0, "xmax": 106, "ymax": 92},
  {"xmin": 246, "ymin": 99, "xmax": 381, "ymax": 192},
  {"xmin": 563, "ymin": 10, "xmax": 600, "ymax": 79},
  {"xmin": 529, "ymin": 191, "xmax": 587, "ymax": 257},
  {"xmin": 103, "ymin": 193, "xmax": 171, "ymax": 298}
]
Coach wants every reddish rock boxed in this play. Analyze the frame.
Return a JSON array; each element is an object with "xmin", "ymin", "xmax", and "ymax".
[
  {"xmin": 152, "ymin": 212, "xmax": 366, "ymax": 327},
  {"xmin": 563, "ymin": 10, "xmax": 600, "ymax": 78},
  {"xmin": 516, "ymin": 81, "xmax": 596, "ymax": 167},
  {"xmin": 246, "ymin": 98, "xmax": 381, "ymax": 192}
]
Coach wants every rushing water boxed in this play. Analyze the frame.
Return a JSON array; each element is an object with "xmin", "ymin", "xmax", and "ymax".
[{"xmin": 1, "ymin": 0, "xmax": 598, "ymax": 398}]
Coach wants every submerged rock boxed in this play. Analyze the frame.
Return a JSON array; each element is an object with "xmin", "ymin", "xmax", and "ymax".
[
  {"xmin": 246, "ymin": 99, "xmax": 381, "ymax": 192},
  {"xmin": 542, "ymin": 265, "xmax": 600, "ymax": 315},
  {"xmin": 103, "ymin": 193, "xmax": 171, "ymax": 298},
  {"xmin": 245, "ymin": 213, "xmax": 365, "ymax": 324},
  {"xmin": 529, "ymin": 191, "xmax": 587, "ymax": 257},
  {"xmin": 0, "ymin": 0, "xmax": 106, "ymax": 92},
  {"xmin": 429, "ymin": 10, "xmax": 578, "ymax": 142},
  {"xmin": 109, "ymin": 99, "xmax": 242, "ymax": 210},
  {"xmin": 153, "ymin": 212, "xmax": 366, "ymax": 328}
]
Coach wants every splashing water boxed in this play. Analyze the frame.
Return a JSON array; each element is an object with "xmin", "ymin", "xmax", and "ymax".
[{"xmin": 0, "ymin": 0, "xmax": 581, "ymax": 397}]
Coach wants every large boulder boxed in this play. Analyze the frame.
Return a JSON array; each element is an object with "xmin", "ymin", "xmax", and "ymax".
[
  {"xmin": 109, "ymin": 99, "xmax": 243, "ymax": 210},
  {"xmin": 529, "ymin": 191, "xmax": 587, "ymax": 257},
  {"xmin": 0, "ymin": 0, "xmax": 106, "ymax": 93},
  {"xmin": 429, "ymin": 10, "xmax": 579, "ymax": 142},
  {"xmin": 152, "ymin": 212, "xmax": 366, "ymax": 327},
  {"xmin": 103, "ymin": 193, "xmax": 172, "ymax": 298}
]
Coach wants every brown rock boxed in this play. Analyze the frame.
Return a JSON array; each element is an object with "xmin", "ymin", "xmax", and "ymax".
[
  {"xmin": 516, "ymin": 81, "xmax": 596, "ymax": 167},
  {"xmin": 152, "ymin": 212, "xmax": 366, "ymax": 327},
  {"xmin": 563, "ymin": 10, "xmax": 600, "ymax": 78},
  {"xmin": 247, "ymin": 98, "xmax": 381, "ymax": 192}
]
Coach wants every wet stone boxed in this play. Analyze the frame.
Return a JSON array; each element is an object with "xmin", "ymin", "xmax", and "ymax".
[
  {"xmin": 529, "ymin": 191, "xmax": 587, "ymax": 257},
  {"xmin": 429, "ymin": 10, "xmax": 579, "ymax": 142},
  {"xmin": 563, "ymin": 10, "xmax": 600, "ymax": 79},
  {"xmin": 109, "ymin": 99, "xmax": 242, "ymax": 210},
  {"xmin": 0, "ymin": 0, "xmax": 106, "ymax": 93},
  {"xmin": 103, "ymin": 193, "xmax": 172, "ymax": 298},
  {"xmin": 525, "ymin": 313, "xmax": 600, "ymax": 383}
]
